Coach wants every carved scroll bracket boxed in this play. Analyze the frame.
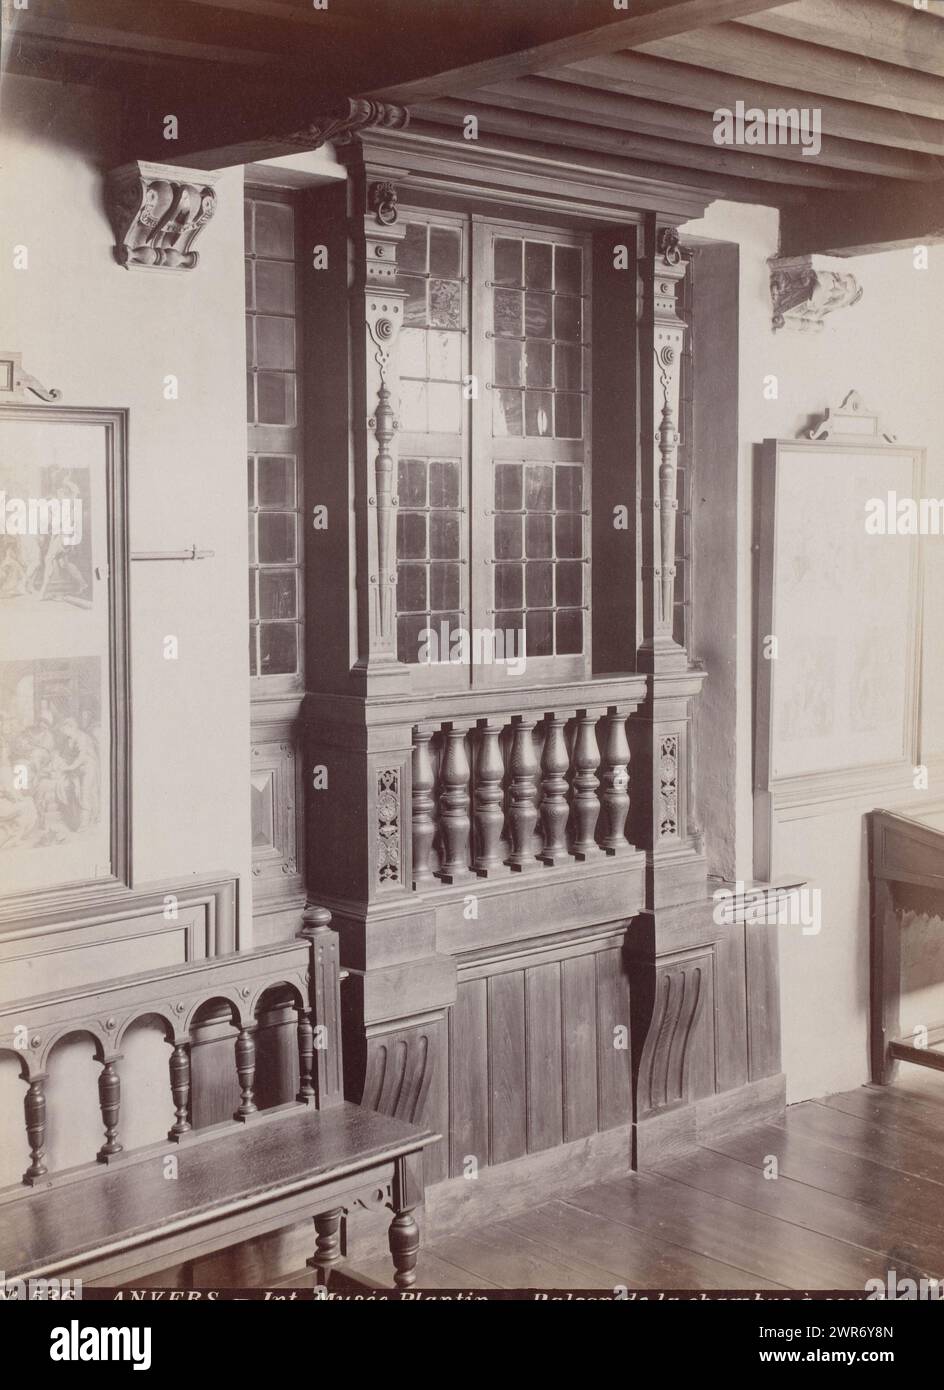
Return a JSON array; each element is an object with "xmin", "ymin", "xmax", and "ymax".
[
  {"xmin": 807, "ymin": 389, "xmax": 897, "ymax": 443},
  {"xmin": 769, "ymin": 254, "xmax": 863, "ymax": 333},
  {"xmin": 0, "ymin": 351, "xmax": 61, "ymax": 402},
  {"xmin": 106, "ymin": 162, "xmax": 221, "ymax": 271}
]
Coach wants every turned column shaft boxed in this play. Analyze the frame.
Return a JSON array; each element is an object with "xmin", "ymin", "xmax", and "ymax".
[
  {"xmin": 506, "ymin": 717, "xmax": 539, "ymax": 871},
  {"xmin": 437, "ymin": 724, "xmax": 472, "ymax": 883},
  {"xmin": 297, "ymin": 1009, "xmax": 315, "ymax": 1102},
  {"xmin": 97, "ymin": 1059, "xmax": 122, "ymax": 1161},
  {"xmin": 539, "ymin": 715, "xmax": 572, "ymax": 866},
  {"xmin": 23, "ymin": 1074, "xmax": 48, "ymax": 1184},
  {"xmin": 168, "ymin": 1043, "xmax": 192, "ymax": 1140},
  {"xmin": 234, "ymin": 1026, "xmax": 258, "ymax": 1119},
  {"xmin": 411, "ymin": 728, "xmax": 436, "ymax": 887},
  {"xmin": 600, "ymin": 709, "xmax": 631, "ymax": 854},
  {"xmin": 473, "ymin": 721, "xmax": 506, "ymax": 876},
  {"xmin": 571, "ymin": 712, "xmax": 602, "ymax": 859}
]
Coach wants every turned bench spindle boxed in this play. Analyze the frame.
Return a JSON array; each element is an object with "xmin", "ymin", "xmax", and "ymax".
[
  {"xmin": 600, "ymin": 708, "xmax": 631, "ymax": 854},
  {"xmin": 296, "ymin": 1008, "xmax": 315, "ymax": 1103},
  {"xmin": 437, "ymin": 723, "xmax": 472, "ymax": 884},
  {"xmin": 506, "ymin": 716, "xmax": 539, "ymax": 871},
  {"xmin": 411, "ymin": 727, "xmax": 437, "ymax": 888},
  {"xmin": 97, "ymin": 1059, "xmax": 123, "ymax": 1162},
  {"xmin": 473, "ymin": 720, "xmax": 506, "ymax": 876},
  {"xmin": 571, "ymin": 710, "xmax": 602, "ymax": 859},
  {"xmin": 168, "ymin": 1043, "xmax": 192, "ymax": 1140},
  {"xmin": 23, "ymin": 1073, "xmax": 48, "ymax": 1185},
  {"xmin": 234, "ymin": 1026, "xmax": 258, "ymax": 1120},
  {"xmin": 539, "ymin": 713, "xmax": 573, "ymax": 866}
]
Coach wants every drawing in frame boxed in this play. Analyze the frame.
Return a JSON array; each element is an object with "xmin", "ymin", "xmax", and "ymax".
[
  {"xmin": 0, "ymin": 392, "xmax": 130, "ymax": 924},
  {"xmin": 754, "ymin": 391, "xmax": 924, "ymax": 878}
]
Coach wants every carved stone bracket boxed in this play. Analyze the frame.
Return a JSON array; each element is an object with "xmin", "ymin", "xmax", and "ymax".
[
  {"xmin": 0, "ymin": 351, "xmax": 61, "ymax": 402},
  {"xmin": 106, "ymin": 162, "xmax": 221, "ymax": 271},
  {"xmin": 769, "ymin": 254, "xmax": 863, "ymax": 333}
]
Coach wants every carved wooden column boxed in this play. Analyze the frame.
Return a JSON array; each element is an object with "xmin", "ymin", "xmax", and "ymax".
[
  {"xmin": 571, "ymin": 710, "xmax": 602, "ymax": 860},
  {"xmin": 23, "ymin": 1073, "xmax": 48, "ymax": 1185},
  {"xmin": 437, "ymin": 723, "xmax": 473, "ymax": 884},
  {"xmin": 168, "ymin": 1043, "xmax": 192, "ymax": 1140},
  {"xmin": 472, "ymin": 720, "xmax": 506, "ymax": 877},
  {"xmin": 411, "ymin": 726, "xmax": 437, "ymax": 888},
  {"xmin": 538, "ymin": 714, "xmax": 573, "ymax": 866},
  {"xmin": 506, "ymin": 717, "xmax": 540, "ymax": 871},
  {"xmin": 97, "ymin": 1057, "xmax": 122, "ymax": 1162},
  {"xmin": 600, "ymin": 708, "xmax": 632, "ymax": 855}
]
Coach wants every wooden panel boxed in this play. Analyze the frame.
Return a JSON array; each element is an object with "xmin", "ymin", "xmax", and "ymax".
[
  {"xmin": 746, "ymin": 915, "xmax": 781, "ymax": 1081},
  {"xmin": 448, "ymin": 977, "xmax": 489, "ymax": 1177},
  {"xmin": 595, "ymin": 947, "xmax": 632, "ymax": 1130},
  {"xmin": 488, "ymin": 972, "xmax": 527, "ymax": 1166},
  {"xmin": 525, "ymin": 963, "xmax": 564, "ymax": 1153},
  {"xmin": 561, "ymin": 954, "xmax": 599, "ymax": 1142}
]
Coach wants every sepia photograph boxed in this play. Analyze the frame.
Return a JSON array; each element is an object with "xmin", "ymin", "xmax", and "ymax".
[{"xmin": 0, "ymin": 0, "xmax": 943, "ymax": 1365}]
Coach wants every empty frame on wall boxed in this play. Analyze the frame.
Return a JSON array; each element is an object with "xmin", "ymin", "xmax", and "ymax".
[
  {"xmin": 754, "ymin": 392, "xmax": 924, "ymax": 878},
  {"xmin": 0, "ymin": 402, "xmax": 130, "ymax": 921}
]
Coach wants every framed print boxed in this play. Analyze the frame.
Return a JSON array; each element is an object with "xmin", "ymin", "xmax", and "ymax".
[{"xmin": 0, "ymin": 404, "xmax": 130, "ymax": 919}]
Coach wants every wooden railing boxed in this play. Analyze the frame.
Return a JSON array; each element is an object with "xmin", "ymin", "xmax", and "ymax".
[
  {"xmin": 411, "ymin": 698, "xmax": 639, "ymax": 889},
  {"xmin": 0, "ymin": 908, "xmax": 341, "ymax": 1188}
]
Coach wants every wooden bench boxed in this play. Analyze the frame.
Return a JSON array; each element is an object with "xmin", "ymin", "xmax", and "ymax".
[{"xmin": 0, "ymin": 907, "xmax": 438, "ymax": 1289}]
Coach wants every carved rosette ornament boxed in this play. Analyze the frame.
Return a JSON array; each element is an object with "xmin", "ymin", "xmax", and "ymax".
[
  {"xmin": 769, "ymin": 254, "xmax": 863, "ymax": 333},
  {"xmin": 106, "ymin": 162, "xmax": 220, "ymax": 271}
]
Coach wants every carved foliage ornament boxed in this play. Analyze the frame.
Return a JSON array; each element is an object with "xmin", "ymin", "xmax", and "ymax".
[
  {"xmin": 659, "ymin": 734, "xmax": 679, "ymax": 839},
  {"xmin": 769, "ymin": 254, "xmax": 863, "ymax": 333},
  {"xmin": 377, "ymin": 768, "xmax": 401, "ymax": 885},
  {"xmin": 275, "ymin": 98, "xmax": 409, "ymax": 152},
  {"xmin": 106, "ymin": 162, "xmax": 220, "ymax": 271}
]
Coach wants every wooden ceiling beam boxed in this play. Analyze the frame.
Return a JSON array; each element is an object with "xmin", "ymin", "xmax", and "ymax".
[
  {"xmin": 640, "ymin": 24, "xmax": 944, "ymax": 121},
  {"xmin": 740, "ymin": 0, "xmax": 944, "ymax": 80},
  {"xmin": 473, "ymin": 76, "xmax": 940, "ymax": 180},
  {"xmin": 545, "ymin": 53, "xmax": 944, "ymax": 156},
  {"xmin": 780, "ymin": 180, "xmax": 944, "ymax": 257},
  {"xmin": 412, "ymin": 98, "xmax": 876, "ymax": 190}
]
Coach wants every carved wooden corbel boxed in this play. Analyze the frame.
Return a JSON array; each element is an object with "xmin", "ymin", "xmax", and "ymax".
[
  {"xmin": 274, "ymin": 98, "xmax": 409, "ymax": 153},
  {"xmin": 106, "ymin": 162, "xmax": 220, "ymax": 271},
  {"xmin": 769, "ymin": 254, "xmax": 863, "ymax": 333}
]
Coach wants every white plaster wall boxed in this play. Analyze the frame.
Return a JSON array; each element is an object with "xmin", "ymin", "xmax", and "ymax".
[{"xmin": 682, "ymin": 199, "xmax": 944, "ymax": 1102}]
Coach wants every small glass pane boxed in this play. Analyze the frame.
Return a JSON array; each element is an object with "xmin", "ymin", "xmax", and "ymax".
[
  {"xmin": 429, "ymin": 279, "xmax": 461, "ymax": 329},
  {"xmin": 555, "ymin": 295, "xmax": 581, "ymax": 342},
  {"xmin": 554, "ymin": 392, "xmax": 583, "ymax": 440},
  {"xmin": 526, "ymin": 561, "xmax": 553, "ymax": 607},
  {"xmin": 259, "ymin": 622, "xmax": 298, "ymax": 675},
  {"xmin": 246, "ymin": 372, "xmax": 255, "ymax": 422},
  {"xmin": 494, "ymin": 339, "xmax": 522, "ymax": 388},
  {"xmin": 397, "ymin": 562, "xmax": 427, "ymax": 612},
  {"xmin": 555, "ymin": 513, "xmax": 583, "ymax": 558},
  {"xmin": 494, "ymin": 562, "xmax": 523, "ymax": 609},
  {"xmin": 398, "ymin": 613, "xmax": 428, "ymax": 665},
  {"xmin": 259, "ymin": 570, "xmax": 297, "ymax": 619},
  {"xmin": 249, "ymin": 571, "xmax": 256, "ymax": 620},
  {"xmin": 428, "ymin": 381, "xmax": 461, "ymax": 433},
  {"xmin": 494, "ymin": 463, "xmax": 522, "ymax": 511},
  {"xmin": 402, "ymin": 275, "xmax": 427, "ymax": 326},
  {"xmin": 555, "ymin": 244, "xmax": 581, "ymax": 294},
  {"xmin": 493, "ymin": 388, "xmax": 523, "ymax": 437},
  {"xmin": 397, "ymin": 511, "xmax": 427, "ymax": 560},
  {"xmin": 525, "ymin": 609, "xmax": 553, "ymax": 657},
  {"xmin": 254, "ymin": 259, "xmax": 295, "ymax": 314},
  {"xmin": 245, "ymin": 260, "xmax": 254, "ymax": 309},
  {"xmin": 430, "ymin": 512, "xmax": 460, "ymax": 559},
  {"xmin": 556, "ymin": 608, "xmax": 583, "ymax": 655},
  {"xmin": 525, "ymin": 340, "xmax": 552, "ymax": 388},
  {"xmin": 430, "ymin": 561, "xmax": 460, "ymax": 610},
  {"xmin": 400, "ymin": 222, "xmax": 428, "ymax": 272},
  {"xmin": 429, "ymin": 459, "xmax": 460, "ymax": 509},
  {"xmin": 249, "ymin": 628, "xmax": 258, "ymax": 676},
  {"xmin": 556, "ymin": 465, "xmax": 583, "ymax": 510},
  {"xmin": 525, "ymin": 292, "xmax": 552, "ymax": 338},
  {"xmin": 494, "ymin": 513, "xmax": 522, "ymax": 559},
  {"xmin": 257, "ymin": 455, "xmax": 295, "ymax": 508},
  {"xmin": 555, "ymin": 343, "xmax": 581, "ymax": 391},
  {"xmin": 525, "ymin": 514, "xmax": 552, "ymax": 558},
  {"xmin": 399, "ymin": 327, "xmax": 426, "ymax": 378},
  {"xmin": 525, "ymin": 464, "xmax": 553, "ymax": 511},
  {"xmin": 256, "ymin": 371, "xmax": 296, "ymax": 426},
  {"xmin": 557, "ymin": 560, "xmax": 583, "ymax": 608},
  {"xmin": 398, "ymin": 457, "xmax": 427, "ymax": 508},
  {"xmin": 257, "ymin": 512, "xmax": 296, "ymax": 564},
  {"xmin": 398, "ymin": 379, "xmax": 426, "ymax": 433},
  {"xmin": 248, "ymin": 513, "xmax": 256, "ymax": 564},
  {"xmin": 245, "ymin": 316, "xmax": 255, "ymax": 367},
  {"xmin": 430, "ymin": 226, "xmax": 461, "ymax": 278},
  {"xmin": 525, "ymin": 391, "xmax": 553, "ymax": 437},
  {"xmin": 428, "ymin": 330, "xmax": 460, "ymax": 381},
  {"xmin": 244, "ymin": 200, "xmax": 254, "ymax": 251},
  {"xmin": 493, "ymin": 289, "xmax": 522, "ymax": 337},
  {"xmin": 253, "ymin": 201, "xmax": 294, "ymax": 259},
  {"xmin": 525, "ymin": 241, "xmax": 552, "ymax": 289},
  {"xmin": 247, "ymin": 457, "xmax": 255, "ymax": 505},
  {"xmin": 494, "ymin": 237, "xmax": 521, "ymax": 287}
]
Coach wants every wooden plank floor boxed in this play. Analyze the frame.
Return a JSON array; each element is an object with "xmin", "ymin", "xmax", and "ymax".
[{"xmin": 319, "ymin": 1069, "xmax": 944, "ymax": 1292}]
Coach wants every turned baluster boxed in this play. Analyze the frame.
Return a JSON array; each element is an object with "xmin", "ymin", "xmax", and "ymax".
[
  {"xmin": 539, "ymin": 714, "xmax": 573, "ymax": 866},
  {"xmin": 411, "ymin": 727, "xmax": 436, "ymax": 888},
  {"xmin": 297, "ymin": 1008, "xmax": 315, "ymax": 1103},
  {"xmin": 571, "ymin": 710, "xmax": 602, "ymax": 860},
  {"xmin": 473, "ymin": 721, "xmax": 506, "ymax": 876},
  {"xmin": 168, "ymin": 1043, "xmax": 192, "ymax": 1140},
  {"xmin": 234, "ymin": 1026, "xmax": 258, "ymax": 1119},
  {"xmin": 97, "ymin": 1059, "xmax": 123, "ymax": 1161},
  {"xmin": 23, "ymin": 1073, "xmax": 48, "ymax": 1184},
  {"xmin": 506, "ymin": 716, "xmax": 539, "ymax": 871},
  {"xmin": 437, "ymin": 723, "xmax": 472, "ymax": 883},
  {"xmin": 599, "ymin": 708, "xmax": 631, "ymax": 854}
]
